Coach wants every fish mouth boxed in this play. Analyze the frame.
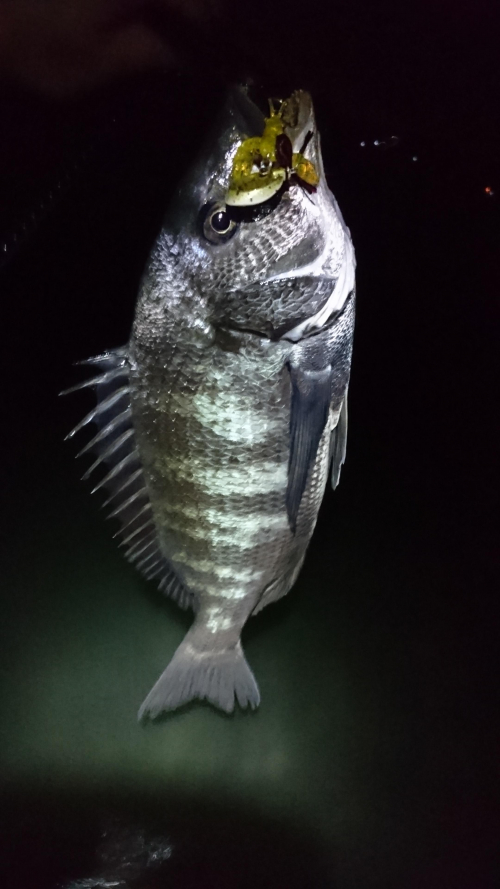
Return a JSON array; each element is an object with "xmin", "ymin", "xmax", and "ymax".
[
  {"xmin": 282, "ymin": 91, "xmax": 318, "ymax": 156},
  {"xmin": 228, "ymin": 84, "xmax": 266, "ymax": 138},
  {"xmin": 222, "ymin": 88, "xmax": 324, "ymax": 223},
  {"xmin": 228, "ymin": 85, "xmax": 322, "ymax": 175}
]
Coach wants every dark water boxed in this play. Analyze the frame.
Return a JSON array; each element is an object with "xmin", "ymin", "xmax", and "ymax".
[{"xmin": 0, "ymin": 2, "xmax": 498, "ymax": 887}]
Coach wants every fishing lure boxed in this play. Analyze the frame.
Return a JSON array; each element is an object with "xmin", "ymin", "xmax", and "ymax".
[{"xmin": 226, "ymin": 96, "xmax": 319, "ymax": 207}]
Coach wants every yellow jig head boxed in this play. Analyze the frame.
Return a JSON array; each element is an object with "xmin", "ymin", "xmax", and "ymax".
[
  {"xmin": 225, "ymin": 100, "xmax": 287, "ymax": 207},
  {"xmin": 225, "ymin": 96, "xmax": 320, "ymax": 208}
]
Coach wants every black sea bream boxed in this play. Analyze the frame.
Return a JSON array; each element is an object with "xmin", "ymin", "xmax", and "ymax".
[{"xmin": 67, "ymin": 88, "xmax": 356, "ymax": 718}]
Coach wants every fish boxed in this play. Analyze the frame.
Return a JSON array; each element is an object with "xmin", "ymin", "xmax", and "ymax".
[{"xmin": 65, "ymin": 86, "xmax": 356, "ymax": 718}]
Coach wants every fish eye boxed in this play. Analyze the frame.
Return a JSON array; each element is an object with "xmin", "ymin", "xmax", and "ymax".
[
  {"xmin": 211, "ymin": 209, "xmax": 232, "ymax": 233},
  {"xmin": 201, "ymin": 202, "xmax": 238, "ymax": 244}
]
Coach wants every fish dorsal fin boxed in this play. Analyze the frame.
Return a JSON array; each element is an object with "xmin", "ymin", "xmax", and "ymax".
[{"xmin": 63, "ymin": 348, "xmax": 195, "ymax": 611}]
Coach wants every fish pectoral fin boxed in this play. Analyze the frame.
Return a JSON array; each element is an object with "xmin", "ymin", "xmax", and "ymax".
[
  {"xmin": 138, "ymin": 639, "xmax": 260, "ymax": 719},
  {"xmin": 286, "ymin": 293, "xmax": 355, "ymax": 529},
  {"xmin": 330, "ymin": 393, "xmax": 348, "ymax": 489},
  {"xmin": 286, "ymin": 362, "xmax": 333, "ymax": 533}
]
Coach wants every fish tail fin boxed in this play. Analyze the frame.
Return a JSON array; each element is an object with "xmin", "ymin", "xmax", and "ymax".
[{"xmin": 138, "ymin": 639, "xmax": 260, "ymax": 719}]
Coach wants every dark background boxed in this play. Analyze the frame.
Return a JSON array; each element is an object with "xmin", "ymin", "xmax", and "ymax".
[{"xmin": 0, "ymin": 0, "xmax": 498, "ymax": 887}]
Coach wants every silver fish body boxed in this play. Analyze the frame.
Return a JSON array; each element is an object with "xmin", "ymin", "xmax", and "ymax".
[{"xmin": 68, "ymin": 88, "xmax": 356, "ymax": 717}]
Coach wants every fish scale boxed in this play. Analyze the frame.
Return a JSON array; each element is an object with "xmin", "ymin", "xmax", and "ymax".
[
  {"xmin": 66, "ymin": 87, "xmax": 356, "ymax": 718},
  {"xmin": 131, "ymin": 338, "xmax": 292, "ymax": 591}
]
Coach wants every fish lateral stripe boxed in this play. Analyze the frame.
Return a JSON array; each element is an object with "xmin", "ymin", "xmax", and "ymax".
[
  {"xmin": 157, "ymin": 456, "xmax": 288, "ymax": 498},
  {"xmin": 169, "ymin": 553, "xmax": 264, "ymax": 584},
  {"xmin": 191, "ymin": 389, "xmax": 282, "ymax": 443},
  {"xmin": 157, "ymin": 514, "xmax": 289, "ymax": 549},
  {"xmin": 159, "ymin": 502, "xmax": 290, "ymax": 535}
]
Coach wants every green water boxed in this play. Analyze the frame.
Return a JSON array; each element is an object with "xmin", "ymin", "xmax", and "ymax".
[{"xmin": 1, "ymin": 424, "xmax": 430, "ymax": 888}]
